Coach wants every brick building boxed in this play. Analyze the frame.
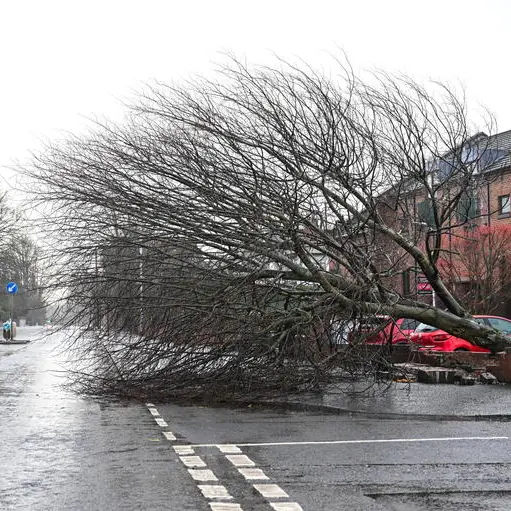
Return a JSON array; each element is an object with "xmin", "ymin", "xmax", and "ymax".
[{"xmin": 374, "ymin": 129, "xmax": 511, "ymax": 314}]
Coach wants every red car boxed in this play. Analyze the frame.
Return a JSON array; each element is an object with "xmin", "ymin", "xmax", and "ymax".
[
  {"xmin": 366, "ymin": 317, "xmax": 420, "ymax": 345},
  {"xmin": 356, "ymin": 317, "xmax": 420, "ymax": 345},
  {"xmin": 409, "ymin": 315, "xmax": 511, "ymax": 352}
]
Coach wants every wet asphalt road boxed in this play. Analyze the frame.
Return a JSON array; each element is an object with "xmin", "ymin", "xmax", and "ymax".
[
  {"xmin": 0, "ymin": 329, "xmax": 200, "ymax": 510},
  {"xmin": 1, "ymin": 328, "xmax": 511, "ymax": 510}
]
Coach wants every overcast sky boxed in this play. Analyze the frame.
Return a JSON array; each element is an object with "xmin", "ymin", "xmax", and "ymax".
[{"xmin": 1, "ymin": 0, "xmax": 510, "ymax": 190}]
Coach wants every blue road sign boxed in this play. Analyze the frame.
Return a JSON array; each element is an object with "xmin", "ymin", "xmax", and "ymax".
[
  {"xmin": 6, "ymin": 282, "xmax": 18, "ymax": 294},
  {"xmin": 3, "ymin": 321, "xmax": 10, "ymax": 331}
]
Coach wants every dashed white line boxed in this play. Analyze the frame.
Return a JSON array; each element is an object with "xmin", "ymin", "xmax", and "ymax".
[
  {"xmin": 198, "ymin": 485, "xmax": 233, "ymax": 499},
  {"xmin": 210, "ymin": 503, "xmax": 243, "ymax": 510},
  {"xmin": 188, "ymin": 469, "xmax": 218, "ymax": 481},
  {"xmin": 143, "ymin": 405, "xmax": 303, "ymax": 509},
  {"xmin": 237, "ymin": 468, "xmax": 269, "ymax": 480},
  {"xmin": 254, "ymin": 484, "xmax": 289, "ymax": 499},
  {"xmin": 154, "ymin": 417, "xmax": 168, "ymax": 428},
  {"xmin": 269, "ymin": 503, "xmax": 303, "ymax": 511},
  {"xmin": 180, "ymin": 455, "xmax": 207, "ymax": 468},
  {"xmin": 174, "ymin": 445, "xmax": 195, "ymax": 455},
  {"xmin": 218, "ymin": 445, "xmax": 242, "ymax": 453},
  {"xmin": 226, "ymin": 454, "xmax": 255, "ymax": 467}
]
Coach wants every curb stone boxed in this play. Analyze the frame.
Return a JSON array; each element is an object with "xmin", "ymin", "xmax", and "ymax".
[{"xmin": 252, "ymin": 398, "xmax": 511, "ymax": 422}]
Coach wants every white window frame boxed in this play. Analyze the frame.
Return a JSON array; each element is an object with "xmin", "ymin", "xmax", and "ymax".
[{"xmin": 498, "ymin": 194, "xmax": 510, "ymax": 215}]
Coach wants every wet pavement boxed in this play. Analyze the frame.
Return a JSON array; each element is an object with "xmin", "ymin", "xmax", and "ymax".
[
  {"xmin": 274, "ymin": 380, "xmax": 511, "ymax": 420},
  {"xmin": 2, "ymin": 328, "xmax": 511, "ymax": 510},
  {"xmin": 0, "ymin": 328, "xmax": 202, "ymax": 511}
]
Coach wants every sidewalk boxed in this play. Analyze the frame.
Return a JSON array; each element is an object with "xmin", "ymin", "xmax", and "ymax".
[
  {"xmin": 266, "ymin": 380, "xmax": 511, "ymax": 420},
  {"xmin": 0, "ymin": 326, "xmax": 44, "ymax": 345}
]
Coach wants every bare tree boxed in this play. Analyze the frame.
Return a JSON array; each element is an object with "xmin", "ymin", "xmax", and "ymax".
[
  {"xmin": 0, "ymin": 199, "xmax": 44, "ymax": 323},
  {"xmin": 23, "ymin": 56, "xmax": 509, "ymax": 400},
  {"xmin": 440, "ymin": 224, "xmax": 511, "ymax": 314}
]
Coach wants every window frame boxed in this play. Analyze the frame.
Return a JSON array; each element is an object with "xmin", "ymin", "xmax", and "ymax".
[{"xmin": 498, "ymin": 194, "xmax": 511, "ymax": 216}]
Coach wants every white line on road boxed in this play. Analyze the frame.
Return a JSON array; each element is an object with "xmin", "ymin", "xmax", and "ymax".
[
  {"xmin": 198, "ymin": 485, "xmax": 233, "ymax": 499},
  {"xmin": 237, "ymin": 468, "xmax": 269, "ymax": 480},
  {"xmin": 253, "ymin": 484, "xmax": 289, "ymax": 498},
  {"xmin": 183, "ymin": 436, "xmax": 509, "ymax": 448},
  {"xmin": 188, "ymin": 469, "xmax": 218, "ymax": 481},
  {"xmin": 163, "ymin": 431, "xmax": 176, "ymax": 441},
  {"xmin": 180, "ymin": 455, "xmax": 207, "ymax": 468},
  {"xmin": 226, "ymin": 454, "xmax": 256, "ymax": 467},
  {"xmin": 147, "ymin": 407, "xmax": 160, "ymax": 417},
  {"xmin": 174, "ymin": 445, "xmax": 195, "ymax": 455},
  {"xmin": 269, "ymin": 504, "xmax": 303, "ymax": 511},
  {"xmin": 210, "ymin": 504, "xmax": 243, "ymax": 510},
  {"xmin": 145, "ymin": 402, "xmax": 155, "ymax": 407},
  {"xmin": 154, "ymin": 417, "xmax": 168, "ymax": 428},
  {"xmin": 218, "ymin": 445, "xmax": 242, "ymax": 453}
]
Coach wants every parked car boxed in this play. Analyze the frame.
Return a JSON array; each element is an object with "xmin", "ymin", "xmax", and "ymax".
[
  {"xmin": 363, "ymin": 317, "xmax": 420, "ymax": 345},
  {"xmin": 342, "ymin": 316, "xmax": 419, "ymax": 345},
  {"xmin": 409, "ymin": 315, "xmax": 511, "ymax": 352},
  {"xmin": 345, "ymin": 316, "xmax": 388, "ymax": 344}
]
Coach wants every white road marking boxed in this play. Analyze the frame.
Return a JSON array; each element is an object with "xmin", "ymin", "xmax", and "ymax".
[
  {"xmin": 145, "ymin": 402, "xmax": 155, "ymax": 407},
  {"xmin": 198, "ymin": 485, "xmax": 233, "ymax": 499},
  {"xmin": 237, "ymin": 468, "xmax": 269, "ymax": 480},
  {"xmin": 270, "ymin": 504, "xmax": 303, "ymax": 511},
  {"xmin": 186, "ymin": 436, "xmax": 509, "ymax": 448},
  {"xmin": 147, "ymin": 407, "xmax": 160, "ymax": 417},
  {"xmin": 163, "ymin": 431, "xmax": 176, "ymax": 441},
  {"xmin": 180, "ymin": 455, "xmax": 207, "ymax": 468},
  {"xmin": 154, "ymin": 417, "xmax": 168, "ymax": 428},
  {"xmin": 174, "ymin": 445, "xmax": 195, "ymax": 455},
  {"xmin": 218, "ymin": 445, "xmax": 242, "ymax": 453},
  {"xmin": 254, "ymin": 484, "xmax": 289, "ymax": 498},
  {"xmin": 188, "ymin": 469, "xmax": 218, "ymax": 481},
  {"xmin": 210, "ymin": 503, "xmax": 243, "ymax": 510},
  {"xmin": 226, "ymin": 454, "xmax": 255, "ymax": 467}
]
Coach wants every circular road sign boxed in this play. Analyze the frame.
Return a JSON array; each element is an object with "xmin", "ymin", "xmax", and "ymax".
[{"xmin": 6, "ymin": 282, "xmax": 18, "ymax": 294}]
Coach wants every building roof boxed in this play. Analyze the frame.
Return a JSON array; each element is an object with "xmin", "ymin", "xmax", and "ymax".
[{"xmin": 483, "ymin": 129, "xmax": 511, "ymax": 172}]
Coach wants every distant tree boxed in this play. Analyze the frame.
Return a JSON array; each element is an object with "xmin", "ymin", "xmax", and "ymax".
[
  {"xmin": 0, "ymin": 233, "xmax": 46, "ymax": 324},
  {"xmin": 439, "ymin": 225, "xmax": 511, "ymax": 314},
  {"xmin": 24, "ymin": 55, "xmax": 509, "ymax": 400}
]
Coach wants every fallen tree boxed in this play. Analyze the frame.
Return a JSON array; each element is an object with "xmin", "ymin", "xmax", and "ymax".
[{"xmin": 24, "ymin": 56, "xmax": 509, "ymax": 400}]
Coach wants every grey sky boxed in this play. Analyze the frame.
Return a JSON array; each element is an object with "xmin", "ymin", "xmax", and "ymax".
[{"xmin": 1, "ymin": 0, "xmax": 510, "ymax": 189}]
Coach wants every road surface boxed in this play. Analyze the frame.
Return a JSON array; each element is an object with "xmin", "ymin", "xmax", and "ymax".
[{"xmin": 1, "ymin": 328, "xmax": 510, "ymax": 510}]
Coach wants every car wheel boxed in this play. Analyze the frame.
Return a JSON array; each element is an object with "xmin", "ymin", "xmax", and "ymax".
[{"xmin": 454, "ymin": 348, "xmax": 469, "ymax": 351}]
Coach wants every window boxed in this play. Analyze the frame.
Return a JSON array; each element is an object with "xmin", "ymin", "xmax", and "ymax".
[
  {"xmin": 400, "ymin": 318, "xmax": 420, "ymax": 330},
  {"xmin": 457, "ymin": 191, "xmax": 480, "ymax": 223},
  {"xmin": 417, "ymin": 199, "xmax": 435, "ymax": 227},
  {"xmin": 487, "ymin": 317, "xmax": 511, "ymax": 336},
  {"xmin": 498, "ymin": 195, "xmax": 510, "ymax": 216},
  {"xmin": 415, "ymin": 323, "xmax": 437, "ymax": 333}
]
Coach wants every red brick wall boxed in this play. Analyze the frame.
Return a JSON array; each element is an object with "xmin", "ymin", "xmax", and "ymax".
[{"xmin": 487, "ymin": 168, "xmax": 511, "ymax": 225}]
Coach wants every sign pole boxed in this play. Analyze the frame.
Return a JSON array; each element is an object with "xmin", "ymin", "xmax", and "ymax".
[
  {"xmin": 6, "ymin": 282, "xmax": 18, "ymax": 341},
  {"xmin": 9, "ymin": 293, "xmax": 13, "ymax": 340}
]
